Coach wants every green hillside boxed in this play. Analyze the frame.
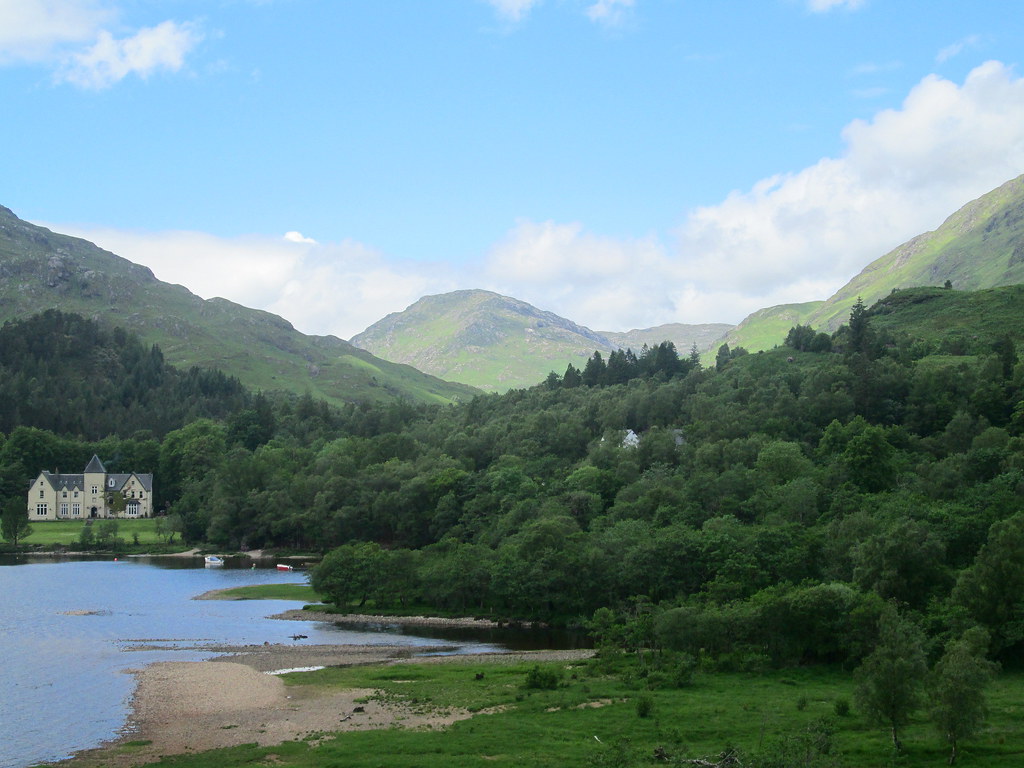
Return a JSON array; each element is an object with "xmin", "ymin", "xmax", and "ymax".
[
  {"xmin": 713, "ymin": 174, "xmax": 1024, "ymax": 352},
  {"xmin": 0, "ymin": 206, "xmax": 478, "ymax": 406},
  {"xmin": 352, "ymin": 290, "xmax": 735, "ymax": 392},
  {"xmin": 807, "ymin": 173, "xmax": 1024, "ymax": 331},
  {"xmin": 351, "ymin": 289, "xmax": 620, "ymax": 392},
  {"xmin": 865, "ymin": 283, "xmax": 1024, "ymax": 349},
  {"xmin": 713, "ymin": 301, "xmax": 823, "ymax": 354}
]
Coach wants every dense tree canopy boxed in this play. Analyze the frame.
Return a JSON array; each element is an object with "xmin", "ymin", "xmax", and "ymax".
[{"xmin": 3, "ymin": 293, "xmax": 1024, "ymax": 674}]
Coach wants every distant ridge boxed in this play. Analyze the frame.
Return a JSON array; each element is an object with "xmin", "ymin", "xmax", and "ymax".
[
  {"xmin": 351, "ymin": 289, "xmax": 734, "ymax": 392},
  {"xmin": 0, "ymin": 206, "xmax": 479, "ymax": 405}
]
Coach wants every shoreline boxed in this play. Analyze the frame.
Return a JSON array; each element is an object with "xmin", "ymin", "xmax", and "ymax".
[
  {"xmin": 61, "ymin": 608, "xmax": 592, "ymax": 767},
  {"xmin": 65, "ymin": 643, "xmax": 593, "ymax": 768}
]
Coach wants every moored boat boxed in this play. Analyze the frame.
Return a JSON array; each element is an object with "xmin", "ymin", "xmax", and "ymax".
[
  {"xmin": 276, "ymin": 563, "xmax": 294, "ymax": 571},
  {"xmin": 204, "ymin": 555, "xmax": 224, "ymax": 567}
]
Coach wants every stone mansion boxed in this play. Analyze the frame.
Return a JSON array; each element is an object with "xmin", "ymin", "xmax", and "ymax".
[{"xmin": 28, "ymin": 455, "xmax": 154, "ymax": 520}]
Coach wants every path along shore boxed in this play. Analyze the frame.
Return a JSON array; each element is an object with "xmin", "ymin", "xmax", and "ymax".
[{"xmin": 62, "ymin": 610, "xmax": 593, "ymax": 768}]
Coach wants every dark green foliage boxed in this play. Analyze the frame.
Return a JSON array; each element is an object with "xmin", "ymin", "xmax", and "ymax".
[
  {"xmin": 3, "ymin": 289, "xmax": 1024, "ymax": 675},
  {"xmin": 952, "ymin": 512, "xmax": 1024, "ymax": 659},
  {"xmin": 0, "ymin": 310, "xmax": 249, "ymax": 439},
  {"xmin": 1, "ymin": 497, "xmax": 31, "ymax": 546},
  {"xmin": 523, "ymin": 664, "xmax": 560, "ymax": 690}
]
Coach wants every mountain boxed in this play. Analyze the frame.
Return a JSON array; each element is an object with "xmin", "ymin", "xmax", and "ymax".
[
  {"xmin": 717, "ymin": 173, "xmax": 1024, "ymax": 350},
  {"xmin": 602, "ymin": 323, "xmax": 734, "ymax": 356},
  {"xmin": 0, "ymin": 206, "xmax": 479, "ymax": 406},
  {"xmin": 351, "ymin": 290, "xmax": 616, "ymax": 391},
  {"xmin": 350, "ymin": 290, "xmax": 734, "ymax": 392}
]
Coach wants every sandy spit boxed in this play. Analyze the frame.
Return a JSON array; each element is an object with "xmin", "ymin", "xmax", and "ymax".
[{"xmin": 61, "ymin": 641, "xmax": 593, "ymax": 768}]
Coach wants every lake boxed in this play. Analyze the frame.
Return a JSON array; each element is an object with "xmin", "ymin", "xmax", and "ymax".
[{"xmin": 0, "ymin": 556, "xmax": 510, "ymax": 768}]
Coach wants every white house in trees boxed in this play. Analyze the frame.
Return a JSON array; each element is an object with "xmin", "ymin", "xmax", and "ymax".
[{"xmin": 27, "ymin": 455, "xmax": 154, "ymax": 521}]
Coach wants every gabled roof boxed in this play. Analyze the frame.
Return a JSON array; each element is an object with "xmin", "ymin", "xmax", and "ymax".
[
  {"xmin": 106, "ymin": 473, "xmax": 154, "ymax": 493},
  {"xmin": 31, "ymin": 457, "xmax": 153, "ymax": 494},
  {"xmin": 84, "ymin": 454, "xmax": 106, "ymax": 474}
]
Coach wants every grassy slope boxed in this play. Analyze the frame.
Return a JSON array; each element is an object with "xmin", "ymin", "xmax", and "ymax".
[
  {"xmin": 88, "ymin": 660, "xmax": 1024, "ymax": 768},
  {"xmin": 714, "ymin": 301, "xmax": 824, "ymax": 353},
  {"xmin": 807, "ymin": 173, "xmax": 1024, "ymax": 332},
  {"xmin": 0, "ymin": 207, "xmax": 478, "ymax": 406},
  {"xmin": 866, "ymin": 283, "xmax": 1024, "ymax": 347},
  {"xmin": 715, "ymin": 174, "xmax": 1024, "ymax": 351},
  {"xmin": 352, "ymin": 290, "xmax": 620, "ymax": 392}
]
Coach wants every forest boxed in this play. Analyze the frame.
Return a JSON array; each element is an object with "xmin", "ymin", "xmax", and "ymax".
[{"xmin": 2, "ymin": 289, "xmax": 1023, "ymax": 680}]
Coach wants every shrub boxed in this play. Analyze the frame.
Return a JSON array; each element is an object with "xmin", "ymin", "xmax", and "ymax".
[
  {"xmin": 524, "ymin": 665, "xmax": 560, "ymax": 690},
  {"xmin": 636, "ymin": 695, "xmax": 654, "ymax": 718}
]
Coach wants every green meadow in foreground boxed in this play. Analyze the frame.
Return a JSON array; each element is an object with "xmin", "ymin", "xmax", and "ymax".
[{"xmin": 92, "ymin": 658, "xmax": 1024, "ymax": 768}]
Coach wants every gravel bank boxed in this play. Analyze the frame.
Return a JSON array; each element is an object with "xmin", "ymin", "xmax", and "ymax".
[{"xmin": 62, "ymin": 638, "xmax": 593, "ymax": 767}]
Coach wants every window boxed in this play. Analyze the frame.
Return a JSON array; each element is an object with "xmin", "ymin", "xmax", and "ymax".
[
  {"xmin": 59, "ymin": 503, "xmax": 69, "ymax": 517},
  {"xmin": 72, "ymin": 503, "xmax": 81, "ymax": 516},
  {"xmin": 62, "ymin": 491, "xmax": 68, "ymax": 498},
  {"xmin": 91, "ymin": 485, "xmax": 98, "ymax": 495},
  {"xmin": 74, "ymin": 490, "xmax": 79, "ymax": 498},
  {"xmin": 39, "ymin": 489, "xmax": 44, "ymax": 499},
  {"xmin": 108, "ymin": 479, "xmax": 115, "ymax": 488},
  {"xmin": 36, "ymin": 504, "xmax": 47, "ymax": 516}
]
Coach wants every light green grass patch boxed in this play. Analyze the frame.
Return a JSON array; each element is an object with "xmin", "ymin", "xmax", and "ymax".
[{"xmin": 206, "ymin": 584, "xmax": 321, "ymax": 602}]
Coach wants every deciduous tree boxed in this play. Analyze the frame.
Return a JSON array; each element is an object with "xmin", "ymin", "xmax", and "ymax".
[
  {"xmin": 853, "ymin": 604, "xmax": 927, "ymax": 751},
  {"xmin": 928, "ymin": 626, "xmax": 998, "ymax": 765}
]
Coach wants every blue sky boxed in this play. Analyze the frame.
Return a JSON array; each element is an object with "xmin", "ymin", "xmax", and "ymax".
[{"xmin": 4, "ymin": 1, "xmax": 1024, "ymax": 338}]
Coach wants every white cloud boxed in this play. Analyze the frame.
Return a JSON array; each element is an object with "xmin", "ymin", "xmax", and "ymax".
[
  {"xmin": 0, "ymin": 0, "xmax": 113, "ymax": 62},
  {"xmin": 0, "ymin": 1, "xmax": 201, "ymax": 88},
  {"xmin": 48, "ymin": 225, "xmax": 458, "ymax": 339},
  {"xmin": 586, "ymin": 0, "xmax": 634, "ymax": 26},
  {"xmin": 284, "ymin": 231, "xmax": 317, "ymax": 244},
  {"xmin": 668, "ymin": 60, "xmax": 1024, "ymax": 317},
  {"xmin": 59, "ymin": 20, "xmax": 202, "ymax": 88},
  {"xmin": 485, "ymin": 0, "xmax": 541, "ymax": 23},
  {"xmin": 936, "ymin": 34, "xmax": 980, "ymax": 64},
  {"xmin": 807, "ymin": 0, "xmax": 865, "ymax": 12},
  {"xmin": 483, "ymin": 60, "xmax": 1024, "ymax": 328},
  {"xmin": 483, "ymin": 220, "xmax": 681, "ymax": 330},
  {"xmin": 44, "ymin": 60, "xmax": 1024, "ymax": 337}
]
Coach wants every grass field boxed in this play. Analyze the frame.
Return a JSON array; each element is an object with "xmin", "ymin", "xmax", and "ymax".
[
  {"xmin": 13, "ymin": 518, "xmax": 184, "ymax": 550},
  {"xmin": 91, "ymin": 658, "xmax": 1024, "ymax": 768}
]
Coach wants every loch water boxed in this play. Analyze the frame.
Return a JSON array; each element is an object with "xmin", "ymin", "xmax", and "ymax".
[{"xmin": 0, "ymin": 556, "xmax": 508, "ymax": 768}]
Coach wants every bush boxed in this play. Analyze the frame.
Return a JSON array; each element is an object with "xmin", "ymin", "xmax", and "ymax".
[
  {"xmin": 524, "ymin": 665, "xmax": 561, "ymax": 690},
  {"xmin": 636, "ymin": 695, "xmax": 654, "ymax": 718},
  {"xmin": 833, "ymin": 698, "xmax": 850, "ymax": 717}
]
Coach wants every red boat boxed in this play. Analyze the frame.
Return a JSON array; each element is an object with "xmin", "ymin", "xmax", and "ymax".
[{"xmin": 276, "ymin": 563, "xmax": 294, "ymax": 571}]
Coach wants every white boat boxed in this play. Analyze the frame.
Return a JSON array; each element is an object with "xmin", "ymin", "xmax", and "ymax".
[{"xmin": 204, "ymin": 555, "xmax": 224, "ymax": 567}]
